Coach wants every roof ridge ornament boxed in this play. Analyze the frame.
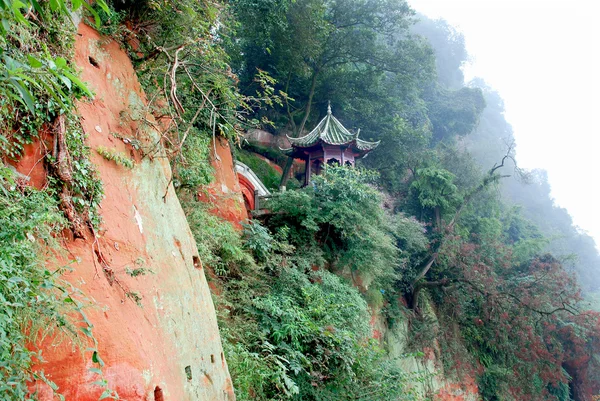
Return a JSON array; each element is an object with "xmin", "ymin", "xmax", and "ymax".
[{"xmin": 327, "ymin": 101, "xmax": 332, "ymax": 115}]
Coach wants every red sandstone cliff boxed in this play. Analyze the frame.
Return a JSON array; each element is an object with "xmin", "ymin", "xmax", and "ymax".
[
  {"xmin": 198, "ymin": 138, "xmax": 248, "ymax": 228},
  {"xmin": 26, "ymin": 24, "xmax": 234, "ymax": 401}
]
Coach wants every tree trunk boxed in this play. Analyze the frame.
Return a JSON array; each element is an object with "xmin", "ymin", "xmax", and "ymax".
[
  {"xmin": 408, "ymin": 285, "xmax": 421, "ymax": 311},
  {"xmin": 279, "ymin": 156, "xmax": 295, "ymax": 189},
  {"xmin": 297, "ymin": 69, "xmax": 319, "ymax": 136},
  {"xmin": 284, "ymin": 71, "xmax": 297, "ymax": 134}
]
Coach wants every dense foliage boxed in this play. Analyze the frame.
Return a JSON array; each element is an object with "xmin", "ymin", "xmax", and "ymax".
[
  {"xmin": 0, "ymin": 167, "xmax": 65, "ymax": 399},
  {"xmin": 223, "ymin": 1, "xmax": 600, "ymax": 399},
  {"xmin": 183, "ymin": 196, "xmax": 421, "ymax": 401},
  {"xmin": 230, "ymin": 0, "xmax": 434, "ymax": 136},
  {"xmin": 140, "ymin": 0, "xmax": 599, "ymax": 398},
  {"xmin": 266, "ymin": 166, "xmax": 399, "ymax": 285},
  {"xmin": 0, "ymin": 2, "xmax": 116, "ymax": 399},
  {"xmin": 0, "ymin": 1, "xmax": 106, "ymax": 234}
]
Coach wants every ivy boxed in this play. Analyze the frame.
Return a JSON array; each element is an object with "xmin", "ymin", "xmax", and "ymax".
[
  {"xmin": 96, "ymin": 146, "xmax": 135, "ymax": 169},
  {"xmin": 0, "ymin": 1, "xmax": 112, "ymax": 397},
  {"xmin": 0, "ymin": 167, "xmax": 95, "ymax": 400},
  {"xmin": 0, "ymin": 0, "xmax": 106, "ymax": 233}
]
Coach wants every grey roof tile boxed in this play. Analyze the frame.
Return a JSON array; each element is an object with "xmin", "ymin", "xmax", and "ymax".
[{"xmin": 286, "ymin": 105, "xmax": 380, "ymax": 152}]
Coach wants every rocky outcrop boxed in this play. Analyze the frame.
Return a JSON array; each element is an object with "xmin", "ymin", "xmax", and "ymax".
[
  {"xmin": 198, "ymin": 138, "xmax": 248, "ymax": 227},
  {"xmin": 371, "ymin": 307, "xmax": 479, "ymax": 401},
  {"xmin": 244, "ymin": 129, "xmax": 290, "ymax": 149},
  {"xmin": 28, "ymin": 23, "xmax": 234, "ymax": 401}
]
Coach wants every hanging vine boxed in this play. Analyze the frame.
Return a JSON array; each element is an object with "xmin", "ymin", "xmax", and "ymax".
[{"xmin": 0, "ymin": 1, "xmax": 119, "ymax": 399}]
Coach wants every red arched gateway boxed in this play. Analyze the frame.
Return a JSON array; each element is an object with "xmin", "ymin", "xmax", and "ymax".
[
  {"xmin": 235, "ymin": 161, "xmax": 271, "ymax": 215},
  {"xmin": 238, "ymin": 173, "xmax": 256, "ymax": 212}
]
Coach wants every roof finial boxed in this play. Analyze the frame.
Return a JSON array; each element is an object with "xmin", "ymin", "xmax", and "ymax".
[{"xmin": 327, "ymin": 100, "xmax": 332, "ymax": 115}]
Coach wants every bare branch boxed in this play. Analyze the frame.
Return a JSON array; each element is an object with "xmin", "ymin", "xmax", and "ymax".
[{"xmin": 169, "ymin": 45, "xmax": 186, "ymax": 116}]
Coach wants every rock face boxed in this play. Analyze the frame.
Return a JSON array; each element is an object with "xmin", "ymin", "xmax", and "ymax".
[
  {"xmin": 30, "ymin": 23, "xmax": 234, "ymax": 401},
  {"xmin": 198, "ymin": 138, "xmax": 248, "ymax": 228},
  {"xmin": 371, "ymin": 308, "xmax": 479, "ymax": 401},
  {"xmin": 244, "ymin": 129, "xmax": 290, "ymax": 149}
]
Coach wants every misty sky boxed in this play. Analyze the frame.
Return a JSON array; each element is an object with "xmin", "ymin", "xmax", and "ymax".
[{"xmin": 408, "ymin": 0, "xmax": 600, "ymax": 246}]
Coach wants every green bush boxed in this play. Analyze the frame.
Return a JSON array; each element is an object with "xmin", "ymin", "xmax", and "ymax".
[
  {"xmin": 266, "ymin": 166, "xmax": 399, "ymax": 285},
  {"xmin": 0, "ymin": 167, "xmax": 74, "ymax": 399},
  {"xmin": 477, "ymin": 366, "xmax": 510, "ymax": 401},
  {"xmin": 221, "ymin": 265, "xmax": 417, "ymax": 401},
  {"xmin": 243, "ymin": 220, "xmax": 275, "ymax": 262},
  {"xmin": 177, "ymin": 132, "xmax": 214, "ymax": 189},
  {"xmin": 180, "ymin": 193, "xmax": 253, "ymax": 276},
  {"xmin": 237, "ymin": 150, "xmax": 282, "ymax": 191},
  {"xmin": 180, "ymin": 206, "xmax": 415, "ymax": 400}
]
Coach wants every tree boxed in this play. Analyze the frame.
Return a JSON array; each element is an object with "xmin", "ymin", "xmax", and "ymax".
[
  {"xmin": 230, "ymin": 0, "xmax": 434, "ymax": 135},
  {"xmin": 411, "ymin": 15, "xmax": 468, "ymax": 89},
  {"xmin": 265, "ymin": 166, "xmax": 398, "ymax": 285},
  {"xmin": 410, "ymin": 166, "xmax": 459, "ymax": 227},
  {"xmin": 423, "ymin": 85, "xmax": 486, "ymax": 142},
  {"xmin": 435, "ymin": 241, "xmax": 600, "ymax": 400},
  {"xmin": 465, "ymin": 81, "xmax": 600, "ymax": 293}
]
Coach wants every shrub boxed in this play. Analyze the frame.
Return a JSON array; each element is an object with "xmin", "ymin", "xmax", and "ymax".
[
  {"xmin": 176, "ymin": 132, "xmax": 214, "ymax": 189},
  {"xmin": 266, "ymin": 165, "xmax": 399, "ymax": 285},
  {"xmin": 190, "ymin": 214, "xmax": 418, "ymax": 401},
  {"xmin": 222, "ymin": 265, "xmax": 417, "ymax": 401},
  {"xmin": 236, "ymin": 149, "xmax": 282, "ymax": 191},
  {"xmin": 242, "ymin": 220, "xmax": 274, "ymax": 262},
  {"xmin": 0, "ymin": 167, "xmax": 74, "ymax": 399},
  {"xmin": 180, "ymin": 193, "xmax": 253, "ymax": 276}
]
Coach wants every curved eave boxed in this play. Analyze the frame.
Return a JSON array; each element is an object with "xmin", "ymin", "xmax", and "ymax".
[
  {"xmin": 355, "ymin": 138, "xmax": 381, "ymax": 151},
  {"xmin": 286, "ymin": 130, "xmax": 320, "ymax": 148},
  {"xmin": 280, "ymin": 147, "xmax": 295, "ymax": 156},
  {"xmin": 283, "ymin": 139, "xmax": 380, "ymax": 160}
]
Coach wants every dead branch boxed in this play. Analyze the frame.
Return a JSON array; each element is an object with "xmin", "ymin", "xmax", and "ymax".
[
  {"xmin": 161, "ymin": 90, "xmax": 212, "ymax": 201},
  {"xmin": 90, "ymin": 224, "xmax": 136, "ymax": 303},
  {"xmin": 169, "ymin": 45, "xmax": 186, "ymax": 116},
  {"xmin": 459, "ymin": 278, "xmax": 580, "ymax": 317},
  {"xmin": 176, "ymin": 88, "xmax": 212, "ymax": 152}
]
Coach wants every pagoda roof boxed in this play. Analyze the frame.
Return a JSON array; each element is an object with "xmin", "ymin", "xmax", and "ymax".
[{"xmin": 284, "ymin": 104, "xmax": 380, "ymax": 153}]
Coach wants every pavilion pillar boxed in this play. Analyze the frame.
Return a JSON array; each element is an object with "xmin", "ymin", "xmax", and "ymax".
[
  {"xmin": 279, "ymin": 156, "xmax": 294, "ymax": 190},
  {"xmin": 305, "ymin": 154, "xmax": 312, "ymax": 186}
]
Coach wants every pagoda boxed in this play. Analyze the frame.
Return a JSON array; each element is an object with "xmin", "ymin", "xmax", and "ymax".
[{"xmin": 282, "ymin": 103, "xmax": 380, "ymax": 186}]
